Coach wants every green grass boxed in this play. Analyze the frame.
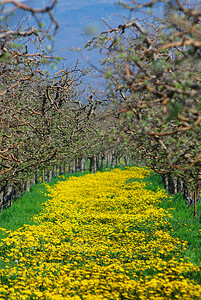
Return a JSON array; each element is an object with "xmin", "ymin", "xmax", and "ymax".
[
  {"xmin": 0, "ymin": 170, "xmax": 91, "ymax": 239},
  {"xmin": 141, "ymin": 172, "xmax": 201, "ymax": 267},
  {"xmin": 126, "ymin": 171, "xmax": 201, "ymax": 284}
]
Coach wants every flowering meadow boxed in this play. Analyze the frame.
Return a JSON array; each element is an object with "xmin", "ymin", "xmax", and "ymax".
[{"xmin": 0, "ymin": 167, "xmax": 201, "ymax": 299}]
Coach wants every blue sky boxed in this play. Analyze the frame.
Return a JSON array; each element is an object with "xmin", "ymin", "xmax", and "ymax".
[
  {"xmin": 53, "ymin": 0, "xmax": 122, "ymax": 66},
  {"xmin": 7, "ymin": 1, "xmax": 122, "ymax": 58},
  {"xmin": 6, "ymin": 0, "xmax": 126, "ymax": 90},
  {"xmin": 51, "ymin": 0, "xmax": 124, "ymax": 90},
  {"xmin": 4, "ymin": 0, "xmax": 163, "ymax": 68},
  {"xmin": 14, "ymin": 0, "xmax": 122, "ymax": 67}
]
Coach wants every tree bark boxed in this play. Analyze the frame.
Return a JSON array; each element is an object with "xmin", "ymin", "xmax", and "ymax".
[
  {"xmin": 116, "ymin": 154, "xmax": 120, "ymax": 167},
  {"xmin": 124, "ymin": 155, "xmax": 129, "ymax": 166},
  {"xmin": 75, "ymin": 158, "xmax": 80, "ymax": 172},
  {"xmin": 177, "ymin": 178, "xmax": 183, "ymax": 194},
  {"xmin": 101, "ymin": 154, "xmax": 105, "ymax": 169},
  {"xmin": 30, "ymin": 173, "xmax": 36, "ymax": 186},
  {"xmin": 26, "ymin": 178, "xmax": 30, "ymax": 192},
  {"xmin": 96, "ymin": 155, "xmax": 100, "ymax": 170},
  {"xmin": 64, "ymin": 162, "xmax": 68, "ymax": 173},
  {"xmin": 35, "ymin": 171, "xmax": 40, "ymax": 184},
  {"xmin": 107, "ymin": 152, "xmax": 112, "ymax": 167},
  {"xmin": 80, "ymin": 158, "xmax": 86, "ymax": 172},
  {"xmin": 59, "ymin": 163, "xmax": 65, "ymax": 174},
  {"xmin": 49, "ymin": 170, "xmax": 53, "ymax": 181},
  {"xmin": 53, "ymin": 165, "xmax": 57, "ymax": 177},
  {"xmin": 0, "ymin": 191, "xmax": 3, "ymax": 213},
  {"xmin": 167, "ymin": 174, "xmax": 177, "ymax": 194},
  {"xmin": 89, "ymin": 156, "xmax": 97, "ymax": 173},
  {"xmin": 111, "ymin": 152, "xmax": 115, "ymax": 168},
  {"xmin": 162, "ymin": 174, "xmax": 169, "ymax": 190},
  {"xmin": 69, "ymin": 159, "xmax": 75, "ymax": 173},
  {"xmin": 3, "ymin": 184, "xmax": 13, "ymax": 208},
  {"xmin": 183, "ymin": 182, "xmax": 194, "ymax": 206},
  {"xmin": 42, "ymin": 170, "xmax": 45, "ymax": 182}
]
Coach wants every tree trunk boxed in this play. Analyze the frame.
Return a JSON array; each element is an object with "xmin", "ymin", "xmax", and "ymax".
[
  {"xmin": 3, "ymin": 184, "xmax": 13, "ymax": 208},
  {"xmin": 26, "ymin": 178, "xmax": 30, "ymax": 192},
  {"xmin": 69, "ymin": 159, "xmax": 76, "ymax": 173},
  {"xmin": 162, "ymin": 174, "xmax": 169, "ymax": 190},
  {"xmin": 64, "ymin": 162, "xmax": 68, "ymax": 173},
  {"xmin": 107, "ymin": 152, "xmax": 112, "ymax": 167},
  {"xmin": 96, "ymin": 155, "xmax": 100, "ymax": 170},
  {"xmin": 124, "ymin": 155, "xmax": 129, "ymax": 166},
  {"xmin": 193, "ymin": 185, "xmax": 200, "ymax": 219},
  {"xmin": 183, "ymin": 182, "xmax": 194, "ymax": 206},
  {"xmin": 30, "ymin": 173, "xmax": 36, "ymax": 186},
  {"xmin": 116, "ymin": 155, "xmax": 120, "ymax": 167},
  {"xmin": 80, "ymin": 158, "xmax": 86, "ymax": 172},
  {"xmin": 42, "ymin": 170, "xmax": 45, "ymax": 182},
  {"xmin": 0, "ymin": 191, "xmax": 3, "ymax": 213},
  {"xmin": 52, "ymin": 165, "xmax": 57, "ymax": 177},
  {"xmin": 49, "ymin": 170, "xmax": 53, "ymax": 182},
  {"xmin": 167, "ymin": 174, "xmax": 177, "ymax": 194},
  {"xmin": 59, "ymin": 163, "xmax": 64, "ymax": 174},
  {"xmin": 75, "ymin": 158, "xmax": 80, "ymax": 172},
  {"xmin": 101, "ymin": 154, "xmax": 105, "ymax": 169},
  {"xmin": 106, "ymin": 153, "xmax": 109, "ymax": 167},
  {"xmin": 15, "ymin": 181, "xmax": 23, "ymax": 199},
  {"xmin": 35, "ymin": 171, "xmax": 40, "ymax": 184},
  {"xmin": 177, "ymin": 178, "xmax": 183, "ymax": 194},
  {"xmin": 111, "ymin": 152, "xmax": 115, "ymax": 168},
  {"xmin": 89, "ymin": 156, "xmax": 97, "ymax": 173}
]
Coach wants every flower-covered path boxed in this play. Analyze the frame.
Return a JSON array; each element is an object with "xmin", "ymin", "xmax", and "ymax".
[{"xmin": 0, "ymin": 167, "xmax": 201, "ymax": 299}]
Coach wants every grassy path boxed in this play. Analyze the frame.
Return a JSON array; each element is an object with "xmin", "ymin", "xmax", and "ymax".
[{"xmin": 0, "ymin": 167, "xmax": 201, "ymax": 299}]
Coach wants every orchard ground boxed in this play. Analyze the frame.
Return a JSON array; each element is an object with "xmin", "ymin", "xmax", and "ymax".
[{"xmin": 0, "ymin": 167, "xmax": 201, "ymax": 299}]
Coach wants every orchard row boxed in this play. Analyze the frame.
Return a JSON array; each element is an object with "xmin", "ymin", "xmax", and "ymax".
[{"xmin": 1, "ymin": 1, "xmax": 201, "ymax": 216}]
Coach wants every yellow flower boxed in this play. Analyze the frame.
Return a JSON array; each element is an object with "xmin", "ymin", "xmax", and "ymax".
[{"xmin": 0, "ymin": 167, "xmax": 200, "ymax": 299}]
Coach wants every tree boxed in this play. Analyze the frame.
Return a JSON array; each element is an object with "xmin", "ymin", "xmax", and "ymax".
[
  {"xmin": 87, "ymin": 0, "xmax": 201, "ymax": 216},
  {"xmin": 0, "ymin": 2, "xmax": 94, "ymax": 201}
]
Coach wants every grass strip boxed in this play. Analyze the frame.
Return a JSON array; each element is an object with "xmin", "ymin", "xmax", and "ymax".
[
  {"xmin": 138, "ymin": 172, "xmax": 201, "ymax": 267},
  {"xmin": 0, "ymin": 170, "xmax": 91, "ymax": 239}
]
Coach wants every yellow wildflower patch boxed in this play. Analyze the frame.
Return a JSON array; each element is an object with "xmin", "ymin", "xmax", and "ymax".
[{"xmin": 0, "ymin": 167, "xmax": 200, "ymax": 299}]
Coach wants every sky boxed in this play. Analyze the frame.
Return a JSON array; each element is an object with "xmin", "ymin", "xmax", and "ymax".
[
  {"xmin": 4, "ymin": 0, "xmax": 128, "ymax": 92},
  {"xmin": 16, "ymin": 0, "xmax": 123, "ymax": 68},
  {"xmin": 52, "ymin": 0, "xmax": 122, "ymax": 66},
  {"xmin": 51, "ymin": 0, "xmax": 125, "ymax": 92},
  {"xmin": 3, "ymin": 0, "xmax": 167, "ymax": 94},
  {"xmin": 5, "ymin": 0, "xmax": 123, "ymax": 60},
  {"xmin": 3, "ymin": 0, "xmax": 166, "ymax": 69}
]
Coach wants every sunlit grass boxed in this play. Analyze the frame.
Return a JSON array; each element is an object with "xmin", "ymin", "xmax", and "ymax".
[
  {"xmin": 0, "ymin": 167, "xmax": 200, "ymax": 299},
  {"xmin": 0, "ymin": 170, "xmax": 90, "ymax": 239},
  {"xmin": 128, "ymin": 172, "xmax": 201, "ymax": 267}
]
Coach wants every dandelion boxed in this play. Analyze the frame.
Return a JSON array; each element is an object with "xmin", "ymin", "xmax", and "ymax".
[{"xmin": 0, "ymin": 167, "xmax": 200, "ymax": 299}]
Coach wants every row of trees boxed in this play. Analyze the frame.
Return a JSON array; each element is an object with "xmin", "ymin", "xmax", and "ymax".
[
  {"xmin": 0, "ymin": 1, "xmax": 124, "ymax": 207},
  {"xmin": 87, "ymin": 0, "xmax": 201, "ymax": 217},
  {"xmin": 1, "ymin": 0, "xmax": 200, "ymax": 218},
  {"xmin": 0, "ymin": 2, "xmax": 131, "ymax": 208}
]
